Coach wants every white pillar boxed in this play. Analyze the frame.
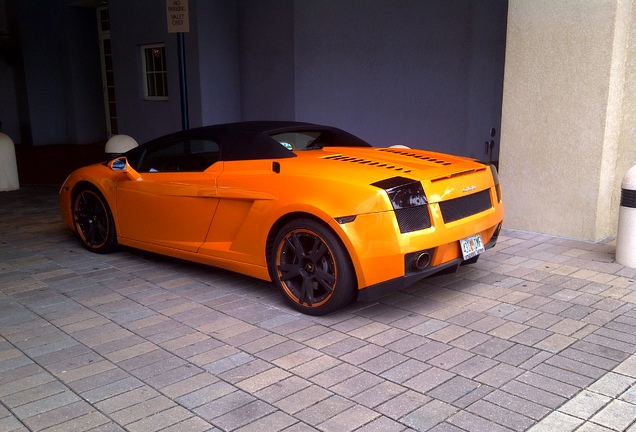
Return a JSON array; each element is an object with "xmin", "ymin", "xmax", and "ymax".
[
  {"xmin": 0, "ymin": 133, "xmax": 19, "ymax": 191},
  {"xmin": 616, "ymin": 165, "xmax": 636, "ymax": 268},
  {"xmin": 500, "ymin": 1, "xmax": 636, "ymax": 241}
]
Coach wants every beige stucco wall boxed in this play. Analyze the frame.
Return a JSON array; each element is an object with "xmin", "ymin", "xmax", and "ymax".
[{"xmin": 500, "ymin": 0, "xmax": 636, "ymax": 241}]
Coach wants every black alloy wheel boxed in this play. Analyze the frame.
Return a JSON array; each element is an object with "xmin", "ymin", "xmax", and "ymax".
[
  {"xmin": 270, "ymin": 218, "xmax": 356, "ymax": 315},
  {"xmin": 73, "ymin": 186, "xmax": 117, "ymax": 253}
]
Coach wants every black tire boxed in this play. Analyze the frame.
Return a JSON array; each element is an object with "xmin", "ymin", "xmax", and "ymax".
[
  {"xmin": 270, "ymin": 218, "xmax": 357, "ymax": 315},
  {"xmin": 72, "ymin": 186, "xmax": 117, "ymax": 253}
]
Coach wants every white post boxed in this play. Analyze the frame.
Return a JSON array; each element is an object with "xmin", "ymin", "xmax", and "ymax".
[
  {"xmin": 0, "ymin": 133, "xmax": 19, "ymax": 191},
  {"xmin": 616, "ymin": 165, "xmax": 636, "ymax": 267},
  {"xmin": 105, "ymin": 135, "xmax": 138, "ymax": 160}
]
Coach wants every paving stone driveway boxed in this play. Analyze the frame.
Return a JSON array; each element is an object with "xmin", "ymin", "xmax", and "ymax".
[{"xmin": 1, "ymin": 186, "xmax": 636, "ymax": 431}]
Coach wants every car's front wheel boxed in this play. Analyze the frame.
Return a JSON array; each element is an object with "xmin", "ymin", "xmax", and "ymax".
[
  {"xmin": 270, "ymin": 218, "xmax": 356, "ymax": 315},
  {"xmin": 73, "ymin": 186, "xmax": 117, "ymax": 253}
]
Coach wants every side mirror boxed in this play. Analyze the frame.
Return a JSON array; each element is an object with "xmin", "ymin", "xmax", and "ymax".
[{"xmin": 107, "ymin": 157, "xmax": 141, "ymax": 181}]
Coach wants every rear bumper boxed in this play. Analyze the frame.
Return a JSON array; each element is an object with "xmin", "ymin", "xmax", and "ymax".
[{"xmin": 356, "ymin": 226, "xmax": 500, "ymax": 302}]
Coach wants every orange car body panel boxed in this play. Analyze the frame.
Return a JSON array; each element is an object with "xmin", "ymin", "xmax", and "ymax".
[{"xmin": 60, "ymin": 145, "xmax": 503, "ymax": 296}]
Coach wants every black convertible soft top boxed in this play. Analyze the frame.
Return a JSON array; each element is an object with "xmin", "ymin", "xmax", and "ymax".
[{"xmin": 128, "ymin": 121, "xmax": 372, "ymax": 162}]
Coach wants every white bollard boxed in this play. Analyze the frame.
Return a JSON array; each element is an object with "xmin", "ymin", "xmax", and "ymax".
[
  {"xmin": 616, "ymin": 165, "xmax": 636, "ymax": 267},
  {"xmin": 0, "ymin": 132, "xmax": 19, "ymax": 191},
  {"xmin": 105, "ymin": 135, "xmax": 138, "ymax": 160}
]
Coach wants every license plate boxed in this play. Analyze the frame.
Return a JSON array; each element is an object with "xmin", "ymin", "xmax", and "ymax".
[{"xmin": 460, "ymin": 233, "xmax": 485, "ymax": 260}]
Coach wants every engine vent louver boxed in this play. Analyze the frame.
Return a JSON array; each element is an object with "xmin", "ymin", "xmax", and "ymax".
[
  {"xmin": 321, "ymin": 154, "xmax": 411, "ymax": 172},
  {"xmin": 439, "ymin": 189, "xmax": 492, "ymax": 223},
  {"xmin": 378, "ymin": 148, "xmax": 452, "ymax": 166}
]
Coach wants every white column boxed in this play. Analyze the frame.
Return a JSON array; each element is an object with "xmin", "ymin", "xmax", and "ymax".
[
  {"xmin": 499, "ymin": 0, "xmax": 636, "ymax": 241},
  {"xmin": 0, "ymin": 133, "xmax": 19, "ymax": 191}
]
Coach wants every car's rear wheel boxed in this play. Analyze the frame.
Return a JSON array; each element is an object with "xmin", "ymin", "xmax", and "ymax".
[
  {"xmin": 270, "ymin": 218, "xmax": 356, "ymax": 315},
  {"xmin": 73, "ymin": 186, "xmax": 117, "ymax": 253}
]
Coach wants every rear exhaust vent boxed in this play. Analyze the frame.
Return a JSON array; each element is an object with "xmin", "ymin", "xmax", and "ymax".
[
  {"xmin": 321, "ymin": 154, "xmax": 411, "ymax": 173},
  {"xmin": 378, "ymin": 148, "xmax": 452, "ymax": 166}
]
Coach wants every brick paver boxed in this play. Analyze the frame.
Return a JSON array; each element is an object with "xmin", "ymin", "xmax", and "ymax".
[{"xmin": 1, "ymin": 186, "xmax": 636, "ymax": 431}]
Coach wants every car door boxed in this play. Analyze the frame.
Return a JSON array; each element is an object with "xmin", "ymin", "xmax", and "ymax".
[{"xmin": 116, "ymin": 137, "xmax": 221, "ymax": 252}]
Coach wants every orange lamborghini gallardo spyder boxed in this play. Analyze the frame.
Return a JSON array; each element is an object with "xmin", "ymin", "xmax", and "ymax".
[{"xmin": 60, "ymin": 121, "xmax": 503, "ymax": 315}]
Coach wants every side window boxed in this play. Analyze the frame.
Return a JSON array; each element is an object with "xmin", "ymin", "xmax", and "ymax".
[
  {"xmin": 137, "ymin": 139, "xmax": 220, "ymax": 172},
  {"xmin": 187, "ymin": 139, "xmax": 221, "ymax": 169}
]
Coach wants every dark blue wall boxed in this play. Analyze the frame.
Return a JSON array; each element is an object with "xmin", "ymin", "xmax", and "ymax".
[
  {"xmin": 110, "ymin": 0, "xmax": 245, "ymax": 143},
  {"xmin": 211, "ymin": 0, "xmax": 506, "ymax": 160},
  {"xmin": 193, "ymin": 0, "xmax": 241, "ymax": 126},
  {"xmin": 2, "ymin": 0, "xmax": 507, "ymax": 162},
  {"xmin": 291, "ymin": 0, "xmax": 507, "ymax": 159},
  {"xmin": 5, "ymin": 0, "xmax": 104, "ymax": 145},
  {"xmin": 109, "ymin": 0, "xmax": 183, "ymax": 141},
  {"xmin": 238, "ymin": 0, "xmax": 295, "ymax": 121},
  {"xmin": 64, "ymin": 6, "xmax": 107, "ymax": 144}
]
